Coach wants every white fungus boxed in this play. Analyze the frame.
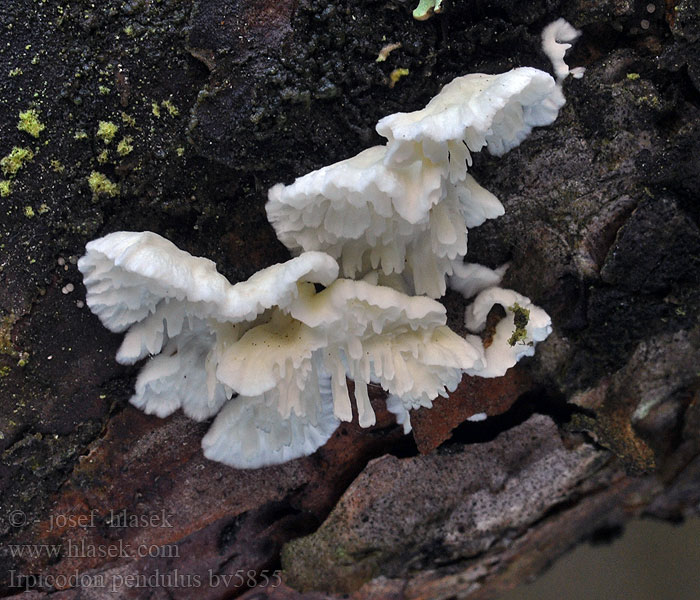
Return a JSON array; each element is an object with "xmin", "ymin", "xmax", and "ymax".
[
  {"xmin": 79, "ymin": 231, "xmax": 483, "ymax": 468},
  {"xmin": 80, "ymin": 19, "xmax": 582, "ymax": 468},
  {"xmin": 541, "ymin": 18, "xmax": 586, "ymax": 82},
  {"xmin": 267, "ymin": 66, "xmax": 567, "ymax": 298},
  {"xmin": 464, "ymin": 287, "xmax": 552, "ymax": 378}
]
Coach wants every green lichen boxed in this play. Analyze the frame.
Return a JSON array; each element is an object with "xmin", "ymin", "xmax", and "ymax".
[
  {"xmin": 389, "ymin": 68, "xmax": 409, "ymax": 87},
  {"xmin": 176, "ymin": 146, "xmax": 185, "ymax": 157},
  {"xmin": 507, "ymin": 303, "xmax": 530, "ymax": 346},
  {"xmin": 74, "ymin": 130, "xmax": 88, "ymax": 140},
  {"xmin": 0, "ymin": 181, "xmax": 11, "ymax": 197},
  {"xmin": 9, "ymin": 67, "xmax": 23, "ymax": 77},
  {"xmin": 98, "ymin": 85, "xmax": 111, "ymax": 95},
  {"xmin": 161, "ymin": 99, "xmax": 179, "ymax": 117},
  {"xmin": 96, "ymin": 120, "xmax": 118, "ymax": 144},
  {"xmin": 97, "ymin": 149, "xmax": 109, "ymax": 164},
  {"xmin": 151, "ymin": 102, "xmax": 161, "ymax": 118},
  {"xmin": 117, "ymin": 136, "xmax": 134, "ymax": 156},
  {"xmin": 24, "ymin": 206, "xmax": 35, "ymax": 218},
  {"xmin": 626, "ymin": 72, "xmax": 640, "ymax": 80},
  {"xmin": 0, "ymin": 366, "xmax": 11, "ymax": 377},
  {"xmin": 18, "ymin": 109, "xmax": 45, "ymax": 138},
  {"xmin": 0, "ymin": 315, "xmax": 19, "ymax": 358},
  {"xmin": 87, "ymin": 171, "xmax": 119, "ymax": 197},
  {"xmin": 1, "ymin": 147, "xmax": 34, "ymax": 177},
  {"xmin": 51, "ymin": 159, "xmax": 65, "ymax": 173},
  {"xmin": 413, "ymin": 0, "xmax": 444, "ymax": 21},
  {"xmin": 121, "ymin": 112, "xmax": 136, "ymax": 127},
  {"xmin": 38, "ymin": 203, "xmax": 49, "ymax": 214}
]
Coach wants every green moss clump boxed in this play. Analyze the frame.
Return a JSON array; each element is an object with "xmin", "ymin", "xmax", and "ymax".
[
  {"xmin": 117, "ymin": 136, "xmax": 134, "ymax": 156},
  {"xmin": 161, "ymin": 99, "xmax": 179, "ymax": 117},
  {"xmin": 0, "ymin": 181, "xmax": 11, "ymax": 197},
  {"xmin": 151, "ymin": 102, "xmax": 161, "ymax": 118},
  {"xmin": 121, "ymin": 112, "xmax": 136, "ymax": 127},
  {"xmin": 507, "ymin": 303, "xmax": 530, "ymax": 346},
  {"xmin": 24, "ymin": 206, "xmax": 35, "ymax": 218},
  {"xmin": 96, "ymin": 121, "xmax": 118, "ymax": 144},
  {"xmin": 87, "ymin": 171, "xmax": 119, "ymax": 197},
  {"xmin": 626, "ymin": 73, "xmax": 640, "ymax": 80},
  {"xmin": 18, "ymin": 109, "xmax": 46, "ymax": 138},
  {"xmin": 97, "ymin": 149, "xmax": 109, "ymax": 164},
  {"xmin": 1, "ymin": 147, "xmax": 34, "ymax": 177}
]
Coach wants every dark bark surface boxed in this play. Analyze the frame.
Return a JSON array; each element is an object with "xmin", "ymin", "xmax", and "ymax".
[{"xmin": 1, "ymin": 0, "xmax": 698, "ymax": 598}]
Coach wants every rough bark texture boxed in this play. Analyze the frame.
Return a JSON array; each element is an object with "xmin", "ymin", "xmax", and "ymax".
[{"xmin": 1, "ymin": 0, "xmax": 698, "ymax": 598}]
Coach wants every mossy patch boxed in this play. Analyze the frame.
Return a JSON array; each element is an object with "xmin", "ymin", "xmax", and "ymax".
[
  {"xmin": 1, "ymin": 147, "xmax": 34, "ymax": 177},
  {"xmin": 17, "ymin": 109, "xmax": 45, "ymax": 138},
  {"xmin": 161, "ymin": 99, "xmax": 179, "ymax": 117},
  {"xmin": 507, "ymin": 303, "xmax": 530, "ymax": 346},
  {"xmin": 117, "ymin": 136, "xmax": 134, "ymax": 156},
  {"xmin": 96, "ymin": 121, "xmax": 118, "ymax": 144},
  {"xmin": 87, "ymin": 171, "xmax": 119, "ymax": 197},
  {"xmin": 0, "ymin": 180, "xmax": 11, "ymax": 197}
]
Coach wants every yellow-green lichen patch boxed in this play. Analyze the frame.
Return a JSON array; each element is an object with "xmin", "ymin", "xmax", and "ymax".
[
  {"xmin": 176, "ymin": 146, "xmax": 185, "ymax": 157},
  {"xmin": 507, "ymin": 303, "xmax": 530, "ymax": 346},
  {"xmin": 151, "ymin": 102, "xmax": 161, "ymax": 118},
  {"xmin": 626, "ymin": 72, "xmax": 640, "ymax": 80},
  {"xmin": 38, "ymin": 203, "xmax": 49, "ymax": 214},
  {"xmin": 97, "ymin": 149, "xmax": 109, "ymax": 164},
  {"xmin": 389, "ymin": 68, "xmax": 409, "ymax": 88},
  {"xmin": 121, "ymin": 112, "xmax": 136, "ymax": 127},
  {"xmin": 98, "ymin": 85, "xmax": 111, "ymax": 95},
  {"xmin": 117, "ymin": 136, "xmax": 134, "ymax": 156},
  {"xmin": 24, "ymin": 206, "xmax": 35, "ymax": 218},
  {"xmin": 9, "ymin": 67, "xmax": 23, "ymax": 77},
  {"xmin": 1, "ymin": 147, "xmax": 34, "ymax": 177},
  {"xmin": 51, "ymin": 160, "xmax": 65, "ymax": 173},
  {"xmin": 0, "ymin": 181, "xmax": 11, "ymax": 197},
  {"xmin": 161, "ymin": 99, "xmax": 179, "ymax": 117},
  {"xmin": 96, "ymin": 121, "xmax": 118, "ymax": 144},
  {"xmin": 0, "ymin": 315, "xmax": 20, "ymax": 358},
  {"xmin": 18, "ymin": 109, "xmax": 46, "ymax": 138},
  {"xmin": 87, "ymin": 171, "xmax": 119, "ymax": 197},
  {"xmin": 74, "ymin": 130, "xmax": 88, "ymax": 140}
]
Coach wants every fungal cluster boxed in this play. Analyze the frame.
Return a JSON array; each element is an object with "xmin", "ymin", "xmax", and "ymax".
[{"xmin": 79, "ymin": 20, "xmax": 582, "ymax": 468}]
